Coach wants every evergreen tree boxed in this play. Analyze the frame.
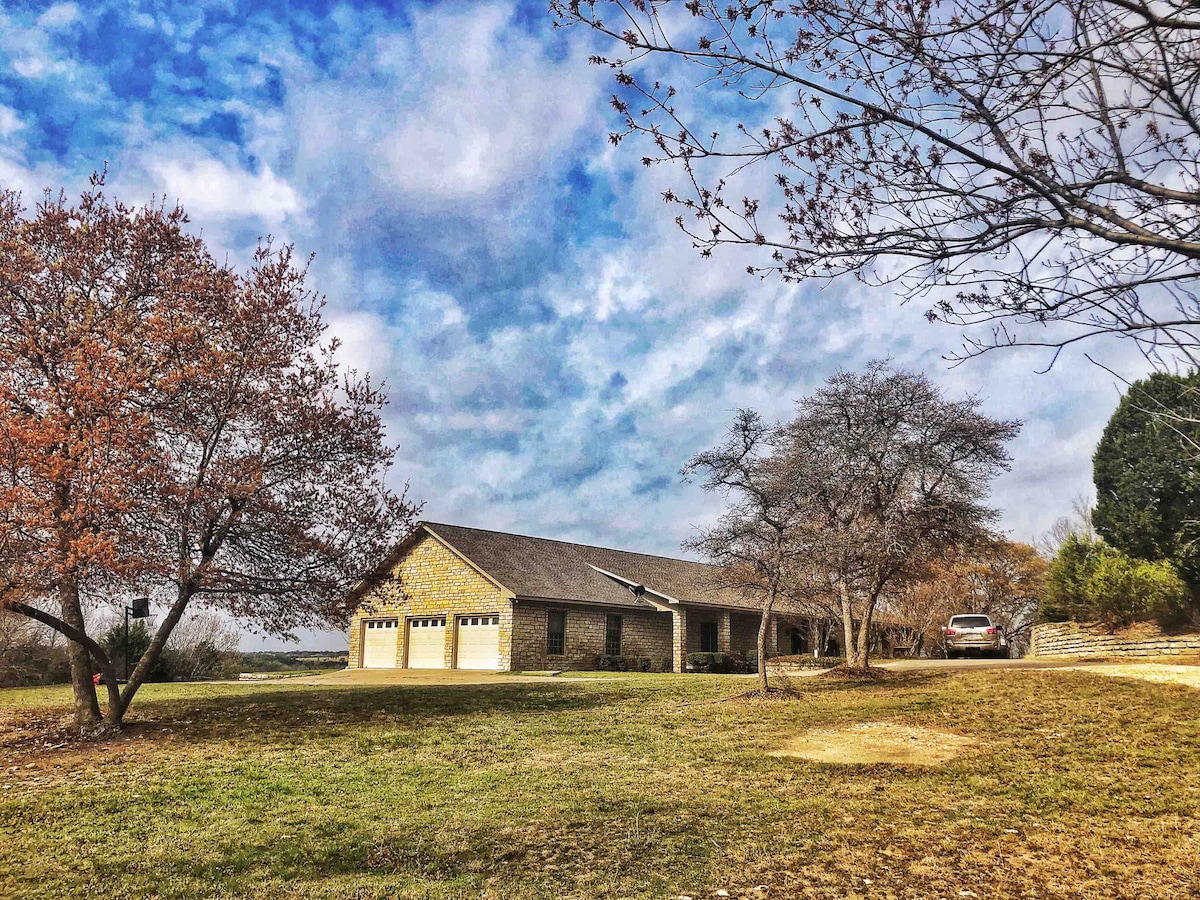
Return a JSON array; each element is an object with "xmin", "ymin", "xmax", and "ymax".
[
  {"xmin": 99, "ymin": 621, "xmax": 172, "ymax": 683},
  {"xmin": 1093, "ymin": 372, "xmax": 1200, "ymax": 594}
]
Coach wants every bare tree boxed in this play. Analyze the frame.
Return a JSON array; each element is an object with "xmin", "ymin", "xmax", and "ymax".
[
  {"xmin": 682, "ymin": 409, "xmax": 807, "ymax": 691},
  {"xmin": 163, "ymin": 611, "xmax": 240, "ymax": 681},
  {"xmin": 1035, "ymin": 495, "xmax": 1096, "ymax": 558},
  {"xmin": 782, "ymin": 362, "xmax": 1020, "ymax": 670},
  {"xmin": 555, "ymin": 0, "xmax": 1200, "ymax": 367}
]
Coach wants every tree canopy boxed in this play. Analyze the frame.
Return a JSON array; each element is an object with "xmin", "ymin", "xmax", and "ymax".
[
  {"xmin": 682, "ymin": 408, "xmax": 809, "ymax": 691},
  {"xmin": 1093, "ymin": 371, "xmax": 1200, "ymax": 591},
  {"xmin": 555, "ymin": 0, "xmax": 1200, "ymax": 366},
  {"xmin": 783, "ymin": 363, "xmax": 1019, "ymax": 669},
  {"xmin": 687, "ymin": 362, "xmax": 1019, "ymax": 677},
  {"xmin": 1040, "ymin": 533, "xmax": 1191, "ymax": 629},
  {"xmin": 0, "ymin": 181, "xmax": 418, "ymax": 728}
]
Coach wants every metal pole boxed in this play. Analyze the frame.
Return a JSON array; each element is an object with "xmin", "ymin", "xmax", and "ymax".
[{"xmin": 124, "ymin": 605, "xmax": 130, "ymax": 682}]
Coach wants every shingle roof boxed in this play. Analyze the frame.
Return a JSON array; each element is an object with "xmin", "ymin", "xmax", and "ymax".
[{"xmin": 420, "ymin": 522, "xmax": 768, "ymax": 612}]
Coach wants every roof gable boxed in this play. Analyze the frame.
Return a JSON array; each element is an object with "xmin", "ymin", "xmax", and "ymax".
[{"xmin": 407, "ymin": 528, "xmax": 513, "ymax": 597}]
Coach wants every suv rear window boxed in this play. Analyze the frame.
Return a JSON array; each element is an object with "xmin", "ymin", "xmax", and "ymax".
[{"xmin": 950, "ymin": 615, "xmax": 992, "ymax": 628}]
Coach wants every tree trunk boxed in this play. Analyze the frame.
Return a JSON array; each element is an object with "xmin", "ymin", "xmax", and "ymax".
[
  {"xmin": 111, "ymin": 585, "xmax": 194, "ymax": 726},
  {"xmin": 57, "ymin": 580, "xmax": 102, "ymax": 728},
  {"xmin": 854, "ymin": 608, "xmax": 873, "ymax": 671},
  {"xmin": 849, "ymin": 590, "xmax": 883, "ymax": 672},
  {"xmin": 757, "ymin": 583, "xmax": 777, "ymax": 693},
  {"xmin": 838, "ymin": 578, "xmax": 857, "ymax": 667}
]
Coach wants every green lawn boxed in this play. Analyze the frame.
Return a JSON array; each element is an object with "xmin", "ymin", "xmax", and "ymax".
[{"xmin": 2, "ymin": 669, "xmax": 1198, "ymax": 899}]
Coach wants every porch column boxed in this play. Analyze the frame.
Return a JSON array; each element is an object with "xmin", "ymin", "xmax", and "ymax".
[
  {"xmin": 718, "ymin": 609, "xmax": 731, "ymax": 653},
  {"xmin": 672, "ymin": 609, "xmax": 688, "ymax": 672}
]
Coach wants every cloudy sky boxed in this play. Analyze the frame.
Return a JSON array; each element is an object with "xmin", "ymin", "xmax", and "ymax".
[{"xmin": 0, "ymin": 1, "xmax": 1152, "ymax": 649}]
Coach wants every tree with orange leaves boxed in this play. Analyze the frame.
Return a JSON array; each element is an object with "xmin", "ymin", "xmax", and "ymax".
[
  {"xmin": 0, "ymin": 178, "xmax": 418, "ymax": 729},
  {"xmin": 892, "ymin": 539, "xmax": 1048, "ymax": 657}
]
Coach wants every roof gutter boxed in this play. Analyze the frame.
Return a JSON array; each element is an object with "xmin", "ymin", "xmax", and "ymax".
[{"xmin": 587, "ymin": 564, "xmax": 685, "ymax": 612}]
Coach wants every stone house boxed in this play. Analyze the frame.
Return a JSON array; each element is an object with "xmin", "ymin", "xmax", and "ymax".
[{"xmin": 347, "ymin": 522, "xmax": 835, "ymax": 672}]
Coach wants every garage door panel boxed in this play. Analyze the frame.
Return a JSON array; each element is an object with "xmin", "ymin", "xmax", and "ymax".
[
  {"xmin": 362, "ymin": 619, "xmax": 399, "ymax": 668},
  {"xmin": 456, "ymin": 615, "xmax": 501, "ymax": 670},
  {"xmin": 407, "ymin": 617, "xmax": 446, "ymax": 669}
]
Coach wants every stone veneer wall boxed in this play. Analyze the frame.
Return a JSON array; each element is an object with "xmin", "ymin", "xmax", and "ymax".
[
  {"xmin": 731, "ymin": 612, "xmax": 810, "ymax": 656},
  {"xmin": 1030, "ymin": 621, "xmax": 1200, "ymax": 658},
  {"xmin": 511, "ymin": 601, "xmax": 673, "ymax": 671},
  {"xmin": 348, "ymin": 533, "xmax": 512, "ymax": 669},
  {"xmin": 729, "ymin": 612, "xmax": 762, "ymax": 655}
]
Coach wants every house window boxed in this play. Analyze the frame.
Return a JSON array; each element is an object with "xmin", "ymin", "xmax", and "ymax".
[
  {"xmin": 700, "ymin": 621, "xmax": 719, "ymax": 653},
  {"xmin": 546, "ymin": 610, "xmax": 566, "ymax": 656},
  {"xmin": 605, "ymin": 614, "xmax": 623, "ymax": 656}
]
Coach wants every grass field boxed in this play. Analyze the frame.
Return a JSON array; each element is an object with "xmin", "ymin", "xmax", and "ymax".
[{"xmin": 2, "ymin": 668, "xmax": 1198, "ymax": 899}]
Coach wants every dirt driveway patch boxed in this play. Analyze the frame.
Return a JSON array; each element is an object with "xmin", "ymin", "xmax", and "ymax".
[{"xmin": 771, "ymin": 721, "xmax": 976, "ymax": 766}]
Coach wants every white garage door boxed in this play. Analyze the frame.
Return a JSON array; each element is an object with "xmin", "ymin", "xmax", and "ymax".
[
  {"xmin": 361, "ymin": 619, "xmax": 399, "ymax": 668},
  {"xmin": 406, "ymin": 617, "xmax": 446, "ymax": 669},
  {"xmin": 456, "ymin": 615, "xmax": 501, "ymax": 670}
]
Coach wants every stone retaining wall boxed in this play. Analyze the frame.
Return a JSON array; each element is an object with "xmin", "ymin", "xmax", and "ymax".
[{"xmin": 1030, "ymin": 621, "xmax": 1200, "ymax": 658}]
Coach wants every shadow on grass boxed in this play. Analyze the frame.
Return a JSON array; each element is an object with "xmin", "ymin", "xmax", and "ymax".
[
  {"xmin": 772, "ymin": 667, "xmax": 952, "ymax": 696},
  {"xmin": 2, "ymin": 668, "xmax": 962, "ymax": 764},
  {"xmin": 67, "ymin": 801, "xmax": 663, "ymax": 898},
  {"xmin": 1, "ymin": 680, "xmax": 618, "ymax": 761}
]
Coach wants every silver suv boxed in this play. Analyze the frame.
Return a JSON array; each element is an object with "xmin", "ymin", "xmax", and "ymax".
[{"xmin": 942, "ymin": 614, "xmax": 1005, "ymax": 658}]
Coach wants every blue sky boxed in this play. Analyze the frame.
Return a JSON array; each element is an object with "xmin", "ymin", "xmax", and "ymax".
[{"xmin": 0, "ymin": 1, "xmax": 1152, "ymax": 649}]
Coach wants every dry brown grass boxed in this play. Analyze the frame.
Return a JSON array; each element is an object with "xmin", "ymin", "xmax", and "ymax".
[
  {"xmin": 1059, "ymin": 662, "xmax": 1200, "ymax": 688},
  {"xmin": 2, "ymin": 668, "xmax": 1198, "ymax": 899},
  {"xmin": 770, "ymin": 720, "xmax": 976, "ymax": 766}
]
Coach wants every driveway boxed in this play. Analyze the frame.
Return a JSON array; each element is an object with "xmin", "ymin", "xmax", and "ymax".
[
  {"xmin": 874, "ymin": 655, "xmax": 1200, "ymax": 687},
  {"xmin": 876, "ymin": 656, "xmax": 1087, "ymax": 673},
  {"xmin": 282, "ymin": 668, "xmax": 565, "ymax": 687}
]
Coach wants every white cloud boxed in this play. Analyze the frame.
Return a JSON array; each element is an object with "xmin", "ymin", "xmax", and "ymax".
[
  {"xmin": 327, "ymin": 310, "xmax": 399, "ymax": 377},
  {"xmin": 37, "ymin": 3, "xmax": 79, "ymax": 29},
  {"xmin": 144, "ymin": 156, "xmax": 302, "ymax": 228},
  {"xmin": 1, "ymin": 6, "xmax": 80, "ymax": 82},
  {"xmin": 0, "ymin": 105, "xmax": 23, "ymax": 138},
  {"xmin": 374, "ymin": 5, "xmax": 595, "ymax": 202},
  {"xmin": 287, "ymin": 1, "xmax": 603, "ymax": 217}
]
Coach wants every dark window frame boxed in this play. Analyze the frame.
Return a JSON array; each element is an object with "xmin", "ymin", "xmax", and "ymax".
[
  {"xmin": 605, "ymin": 614, "xmax": 623, "ymax": 657},
  {"xmin": 699, "ymin": 621, "xmax": 719, "ymax": 653},
  {"xmin": 546, "ymin": 609, "xmax": 566, "ymax": 656}
]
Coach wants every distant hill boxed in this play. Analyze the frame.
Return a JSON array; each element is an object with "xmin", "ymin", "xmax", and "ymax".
[{"xmin": 240, "ymin": 650, "xmax": 347, "ymax": 673}]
